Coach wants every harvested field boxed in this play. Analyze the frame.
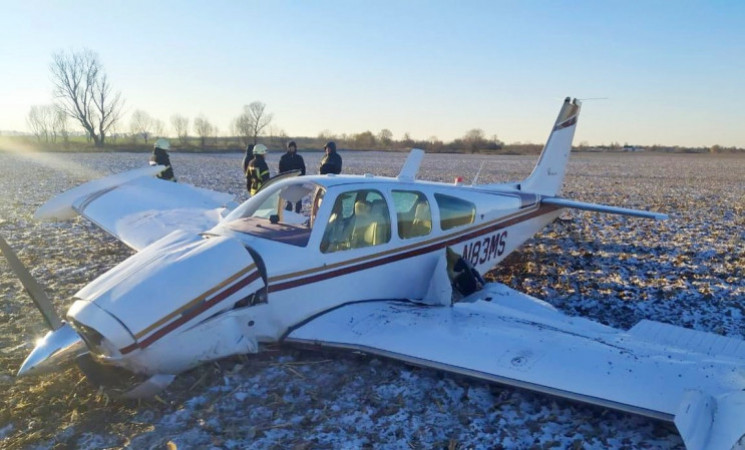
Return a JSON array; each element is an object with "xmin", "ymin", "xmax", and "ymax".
[{"xmin": 1, "ymin": 150, "xmax": 744, "ymax": 449}]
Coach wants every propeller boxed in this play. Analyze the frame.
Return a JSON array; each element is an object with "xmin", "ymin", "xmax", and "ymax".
[
  {"xmin": 0, "ymin": 234, "xmax": 173, "ymax": 396},
  {"xmin": 0, "ymin": 234, "xmax": 91, "ymax": 376},
  {"xmin": 0, "ymin": 235, "xmax": 62, "ymax": 330}
]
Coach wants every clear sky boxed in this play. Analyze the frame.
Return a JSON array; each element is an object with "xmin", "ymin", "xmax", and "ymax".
[{"xmin": 2, "ymin": 1, "xmax": 744, "ymax": 147}]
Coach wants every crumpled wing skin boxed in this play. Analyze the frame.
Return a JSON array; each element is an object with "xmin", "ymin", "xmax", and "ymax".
[
  {"xmin": 285, "ymin": 283, "xmax": 745, "ymax": 450},
  {"xmin": 35, "ymin": 167, "xmax": 234, "ymax": 250}
]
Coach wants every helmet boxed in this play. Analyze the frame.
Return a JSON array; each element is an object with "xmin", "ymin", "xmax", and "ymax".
[
  {"xmin": 253, "ymin": 144, "xmax": 268, "ymax": 155},
  {"xmin": 154, "ymin": 138, "xmax": 170, "ymax": 150},
  {"xmin": 324, "ymin": 141, "xmax": 336, "ymax": 152}
]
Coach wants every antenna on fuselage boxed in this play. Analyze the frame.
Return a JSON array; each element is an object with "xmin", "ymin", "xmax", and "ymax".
[{"xmin": 471, "ymin": 161, "xmax": 485, "ymax": 185}]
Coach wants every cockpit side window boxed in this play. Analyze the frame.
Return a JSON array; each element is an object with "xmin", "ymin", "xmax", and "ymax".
[
  {"xmin": 320, "ymin": 189, "xmax": 391, "ymax": 253},
  {"xmin": 392, "ymin": 190, "xmax": 432, "ymax": 239},
  {"xmin": 435, "ymin": 193, "xmax": 475, "ymax": 230}
]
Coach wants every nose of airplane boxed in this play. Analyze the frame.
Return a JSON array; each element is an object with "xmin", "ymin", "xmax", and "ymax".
[
  {"xmin": 63, "ymin": 230, "xmax": 267, "ymax": 374},
  {"xmin": 17, "ymin": 322, "xmax": 87, "ymax": 376}
]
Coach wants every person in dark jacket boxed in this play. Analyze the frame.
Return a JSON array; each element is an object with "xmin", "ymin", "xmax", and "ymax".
[
  {"xmin": 247, "ymin": 144, "xmax": 270, "ymax": 196},
  {"xmin": 243, "ymin": 144, "xmax": 254, "ymax": 193},
  {"xmin": 150, "ymin": 138, "xmax": 176, "ymax": 181},
  {"xmin": 319, "ymin": 141, "xmax": 342, "ymax": 175},
  {"xmin": 279, "ymin": 140, "xmax": 306, "ymax": 212}
]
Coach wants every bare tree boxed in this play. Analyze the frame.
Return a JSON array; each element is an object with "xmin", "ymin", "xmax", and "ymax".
[
  {"xmin": 193, "ymin": 115, "xmax": 214, "ymax": 149},
  {"xmin": 50, "ymin": 49, "xmax": 123, "ymax": 147},
  {"xmin": 464, "ymin": 128, "xmax": 486, "ymax": 153},
  {"xmin": 26, "ymin": 105, "xmax": 70, "ymax": 146},
  {"xmin": 378, "ymin": 129, "xmax": 393, "ymax": 148},
  {"xmin": 153, "ymin": 118, "xmax": 165, "ymax": 138},
  {"xmin": 233, "ymin": 101, "xmax": 273, "ymax": 146},
  {"xmin": 427, "ymin": 136, "xmax": 444, "ymax": 152},
  {"xmin": 129, "ymin": 110, "xmax": 154, "ymax": 143},
  {"xmin": 352, "ymin": 131, "xmax": 376, "ymax": 150},
  {"xmin": 26, "ymin": 105, "xmax": 54, "ymax": 142},
  {"xmin": 267, "ymin": 126, "xmax": 289, "ymax": 149},
  {"xmin": 53, "ymin": 108, "xmax": 69, "ymax": 146},
  {"xmin": 171, "ymin": 114, "xmax": 189, "ymax": 145},
  {"xmin": 107, "ymin": 121, "xmax": 121, "ymax": 144},
  {"xmin": 317, "ymin": 129, "xmax": 335, "ymax": 145}
]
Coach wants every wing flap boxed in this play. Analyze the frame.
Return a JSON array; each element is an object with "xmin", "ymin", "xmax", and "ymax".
[{"xmin": 629, "ymin": 319, "xmax": 745, "ymax": 360}]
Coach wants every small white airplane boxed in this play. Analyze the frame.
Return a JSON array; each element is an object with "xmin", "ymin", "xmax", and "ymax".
[{"xmin": 4, "ymin": 98, "xmax": 745, "ymax": 450}]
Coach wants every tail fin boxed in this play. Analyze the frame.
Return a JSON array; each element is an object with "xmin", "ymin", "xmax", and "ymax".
[{"xmin": 520, "ymin": 97, "xmax": 581, "ymax": 196}]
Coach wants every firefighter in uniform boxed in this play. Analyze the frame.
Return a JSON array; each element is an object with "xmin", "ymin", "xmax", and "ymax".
[
  {"xmin": 247, "ymin": 144, "xmax": 270, "ymax": 196},
  {"xmin": 242, "ymin": 144, "xmax": 254, "ymax": 193},
  {"xmin": 150, "ymin": 138, "xmax": 176, "ymax": 181}
]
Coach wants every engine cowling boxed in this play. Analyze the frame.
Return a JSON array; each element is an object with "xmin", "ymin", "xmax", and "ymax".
[{"xmin": 68, "ymin": 230, "xmax": 266, "ymax": 374}]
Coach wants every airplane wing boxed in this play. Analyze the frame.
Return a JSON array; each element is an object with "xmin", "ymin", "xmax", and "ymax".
[
  {"xmin": 285, "ymin": 283, "xmax": 745, "ymax": 450},
  {"xmin": 35, "ymin": 166, "xmax": 235, "ymax": 250}
]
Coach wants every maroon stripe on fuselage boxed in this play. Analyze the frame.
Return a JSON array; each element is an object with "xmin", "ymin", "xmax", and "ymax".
[
  {"xmin": 120, "ymin": 270, "xmax": 261, "ymax": 354},
  {"xmin": 554, "ymin": 116, "xmax": 577, "ymax": 131},
  {"xmin": 269, "ymin": 204, "xmax": 560, "ymax": 293}
]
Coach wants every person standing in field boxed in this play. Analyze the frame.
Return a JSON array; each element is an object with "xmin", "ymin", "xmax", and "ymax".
[
  {"xmin": 150, "ymin": 138, "xmax": 176, "ymax": 181},
  {"xmin": 243, "ymin": 144, "xmax": 254, "ymax": 193},
  {"xmin": 319, "ymin": 141, "xmax": 342, "ymax": 175},
  {"xmin": 247, "ymin": 144, "xmax": 270, "ymax": 196},
  {"xmin": 279, "ymin": 140, "xmax": 306, "ymax": 212}
]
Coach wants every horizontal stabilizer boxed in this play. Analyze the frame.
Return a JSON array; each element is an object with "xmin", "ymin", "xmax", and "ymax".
[{"xmin": 541, "ymin": 197, "xmax": 667, "ymax": 220}]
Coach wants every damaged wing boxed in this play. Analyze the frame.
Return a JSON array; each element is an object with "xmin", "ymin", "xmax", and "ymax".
[
  {"xmin": 285, "ymin": 283, "xmax": 745, "ymax": 450},
  {"xmin": 34, "ymin": 166, "xmax": 234, "ymax": 250}
]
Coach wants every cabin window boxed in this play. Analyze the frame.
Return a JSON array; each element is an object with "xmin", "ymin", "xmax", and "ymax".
[
  {"xmin": 320, "ymin": 189, "xmax": 391, "ymax": 253},
  {"xmin": 392, "ymin": 190, "xmax": 432, "ymax": 239},
  {"xmin": 435, "ymin": 194, "xmax": 475, "ymax": 230}
]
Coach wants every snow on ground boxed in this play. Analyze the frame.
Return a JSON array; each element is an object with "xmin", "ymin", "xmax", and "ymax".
[{"xmin": 1, "ymin": 150, "xmax": 743, "ymax": 449}]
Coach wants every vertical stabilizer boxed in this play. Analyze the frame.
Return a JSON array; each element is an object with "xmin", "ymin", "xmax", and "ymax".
[{"xmin": 520, "ymin": 98, "xmax": 581, "ymax": 196}]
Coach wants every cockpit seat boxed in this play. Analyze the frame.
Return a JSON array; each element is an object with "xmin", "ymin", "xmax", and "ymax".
[
  {"xmin": 351, "ymin": 200, "xmax": 375, "ymax": 247},
  {"xmin": 409, "ymin": 201, "xmax": 431, "ymax": 237},
  {"xmin": 369, "ymin": 199, "xmax": 390, "ymax": 245}
]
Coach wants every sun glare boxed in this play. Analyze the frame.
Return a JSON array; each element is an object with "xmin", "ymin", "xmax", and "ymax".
[{"xmin": 0, "ymin": 136, "xmax": 101, "ymax": 181}]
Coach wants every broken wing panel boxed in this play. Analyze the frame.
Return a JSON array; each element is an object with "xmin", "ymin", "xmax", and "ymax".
[
  {"xmin": 35, "ymin": 168, "xmax": 234, "ymax": 250},
  {"xmin": 286, "ymin": 283, "xmax": 745, "ymax": 446}
]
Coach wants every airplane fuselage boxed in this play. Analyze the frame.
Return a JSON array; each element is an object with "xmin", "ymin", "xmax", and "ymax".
[{"xmin": 64, "ymin": 175, "xmax": 562, "ymax": 375}]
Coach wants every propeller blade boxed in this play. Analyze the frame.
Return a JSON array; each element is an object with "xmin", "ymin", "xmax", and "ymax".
[{"xmin": 0, "ymin": 234, "xmax": 63, "ymax": 330}]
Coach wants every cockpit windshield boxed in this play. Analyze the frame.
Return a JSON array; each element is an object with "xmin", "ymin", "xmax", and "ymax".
[{"xmin": 222, "ymin": 181, "xmax": 325, "ymax": 247}]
